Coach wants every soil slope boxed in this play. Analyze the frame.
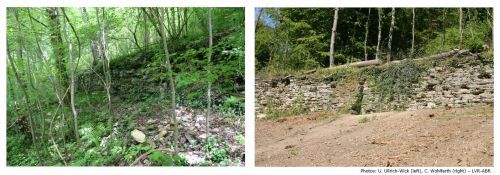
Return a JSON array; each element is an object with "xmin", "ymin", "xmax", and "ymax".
[{"xmin": 256, "ymin": 106, "xmax": 493, "ymax": 167}]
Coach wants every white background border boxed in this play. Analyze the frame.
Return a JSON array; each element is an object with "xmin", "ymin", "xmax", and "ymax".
[{"xmin": 0, "ymin": 0, "xmax": 497, "ymax": 175}]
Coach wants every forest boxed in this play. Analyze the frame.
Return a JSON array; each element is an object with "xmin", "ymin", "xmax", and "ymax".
[
  {"xmin": 255, "ymin": 8, "xmax": 493, "ymax": 77},
  {"xmin": 255, "ymin": 8, "xmax": 493, "ymax": 167},
  {"xmin": 7, "ymin": 7, "xmax": 245, "ymax": 166}
]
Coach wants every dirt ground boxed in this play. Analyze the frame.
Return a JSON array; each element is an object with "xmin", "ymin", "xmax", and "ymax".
[{"xmin": 256, "ymin": 105, "xmax": 493, "ymax": 167}]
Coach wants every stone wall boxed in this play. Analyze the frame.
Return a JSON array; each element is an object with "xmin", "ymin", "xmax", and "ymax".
[{"xmin": 255, "ymin": 58, "xmax": 494, "ymax": 116}]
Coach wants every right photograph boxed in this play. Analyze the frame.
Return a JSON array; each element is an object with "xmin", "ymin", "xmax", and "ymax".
[{"xmin": 255, "ymin": 8, "xmax": 493, "ymax": 167}]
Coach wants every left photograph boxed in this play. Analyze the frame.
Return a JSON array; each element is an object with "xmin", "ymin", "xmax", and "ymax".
[{"xmin": 6, "ymin": 7, "xmax": 245, "ymax": 166}]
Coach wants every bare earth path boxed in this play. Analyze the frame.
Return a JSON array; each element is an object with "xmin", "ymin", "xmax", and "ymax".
[{"xmin": 256, "ymin": 106, "xmax": 493, "ymax": 167}]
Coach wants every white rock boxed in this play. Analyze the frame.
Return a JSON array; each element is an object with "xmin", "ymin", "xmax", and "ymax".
[
  {"xmin": 179, "ymin": 151, "xmax": 206, "ymax": 165},
  {"xmin": 427, "ymin": 102, "xmax": 436, "ymax": 109},
  {"xmin": 131, "ymin": 129, "xmax": 146, "ymax": 143}
]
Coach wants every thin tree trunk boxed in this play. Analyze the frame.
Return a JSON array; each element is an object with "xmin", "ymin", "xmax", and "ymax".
[
  {"xmin": 329, "ymin": 8, "xmax": 340, "ymax": 67},
  {"xmin": 387, "ymin": 8, "xmax": 395, "ymax": 63},
  {"xmin": 7, "ymin": 46, "xmax": 36, "ymax": 146},
  {"xmin": 157, "ymin": 7, "xmax": 179, "ymax": 155},
  {"xmin": 364, "ymin": 8, "xmax": 371, "ymax": 61},
  {"xmin": 96, "ymin": 8, "xmax": 113, "ymax": 122},
  {"xmin": 256, "ymin": 8, "xmax": 265, "ymax": 30},
  {"xmin": 61, "ymin": 8, "xmax": 80, "ymax": 144},
  {"xmin": 411, "ymin": 8, "xmax": 415, "ymax": 58},
  {"xmin": 442, "ymin": 9, "xmax": 447, "ymax": 50},
  {"xmin": 206, "ymin": 7, "xmax": 213, "ymax": 153},
  {"xmin": 80, "ymin": 7, "xmax": 100, "ymax": 67},
  {"xmin": 143, "ymin": 10, "xmax": 150, "ymax": 50},
  {"xmin": 376, "ymin": 8, "xmax": 382, "ymax": 60},
  {"xmin": 459, "ymin": 8, "xmax": 463, "ymax": 49}
]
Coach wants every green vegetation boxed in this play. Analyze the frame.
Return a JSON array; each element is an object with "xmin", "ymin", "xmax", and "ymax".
[
  {"xmin": 256, "ymin": 8, "xmax": 492, "ymax": 78},
  {"xmin": 264, "ymin": 94, "xmax": 308, "ymax": 120},
  {"xmin": 7, "ymin": 7, "xmax": 244, "ymax": 166},
  {"xmin": 358, "ymin": 116, "xmax": 370, "ymax": 124}
]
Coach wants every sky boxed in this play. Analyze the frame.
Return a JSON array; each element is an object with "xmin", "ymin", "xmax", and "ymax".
[{"xmin": 255, "ymin": 8, "xmax": 277, "ymax": 28}]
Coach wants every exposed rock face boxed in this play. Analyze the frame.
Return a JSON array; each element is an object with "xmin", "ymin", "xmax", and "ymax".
[
  {"xmin": 256, "ymin": 59, "xmax": 493, "ymax": 115},
  {"xmin": 131, "ymin": 129, "xmax": 146, "ymax": 143}
]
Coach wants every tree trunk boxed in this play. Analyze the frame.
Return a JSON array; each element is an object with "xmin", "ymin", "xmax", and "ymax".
[
  {"xmin": 61, "ymin": 8, "xmax": 80, "ymax": 144},
  {"xmin": 157, "ymin": 7, "xmax": 179, "ymax": 155},
  {"xmin": 376, "ymin": 8, "xmax": 382, "ymax": 60},
  {"xmin": 143, "ymin": 10, "xmax": 150, "ymax": 50},
  {"xmin": 411, "ymin": 8, "xmax": 415, "ymax": 58},
  {"xmin": 387, "ymin": 8, "xmax": 395, "ymax": 63},
  {"xmin": 96, "ymin": 8, "xmax": 113, "ymax": 122},
  {"xmin": 80, "ymin": 7, "xmax": 100, "ymax": 67},
  {"xmin": 459, "ymin": 8, "xmax": 463, "ymax": 49},
  {"xmin": 206, "ymin": 7, "xmax": 213, "ymax": 153},
  {"xmin": 364, "ymin": 8, "xmax": 371, "ymax": 61},
  {"xmin": 329, "ymin": 8, "xmax": 339, "ymax": 67},
  {"xmin": 47, "ymin": 7, "xmax": 69, "ymax": 105},
  {"xmin": 256, "ymin": 8, "xmax": 265, "ymax": 30},
  {"xmin": 7, "ymin": 46, "xmax": 36, "ymax": 146},
  {"xmin": 442, "ymin": 9, "xmax": 447, "ymax": 50}
]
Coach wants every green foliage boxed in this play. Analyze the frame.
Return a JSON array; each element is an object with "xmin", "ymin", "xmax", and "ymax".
[
  {"xmin": 205, "ymin": 136, "xmax": 231, "ymax": 163},
  {"xmin": 148, "ymin": 152, "xmax": 188, "ymax": 166},
  {"xmin": 423, "ymin": 21, "xmax": 492, "ymax": 55},
  {"xmin": 291, "ymin": 93, "xmax": 307, "ymax": 115},
  {"xmin": 358, "ymin": 116, "xmax": 370, "ymax": 123},
  {"xmin": 256, "ymin": 8, "xmax": 493, "ymax": 78},
  {"xmin": 235, "ymin": 134, "xmax": 245, "ymax": 145},
  {"xmin": 124, "ymin": 144, "xmax": 153, "ymax": 163},
  {"xmin": 264, "ymin": 94, "xmax": 307, "ymax": 120},
  {"xmin": 7, "ymin": 7, "xmax": 244, "ymax": 166},
  {"xmin": 219, "ymin": 96, "xmax": 245, "ymax": 117},
  {"xmin": 364, "ymin": 60, "xmax": 425, "ymax": 110}
]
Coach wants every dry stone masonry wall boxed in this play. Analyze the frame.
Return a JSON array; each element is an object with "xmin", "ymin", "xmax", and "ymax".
[{"xmin": 255, "ymin": 57, "xmax": 493, "ymax": 116}]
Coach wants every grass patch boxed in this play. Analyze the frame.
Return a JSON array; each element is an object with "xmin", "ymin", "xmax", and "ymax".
[{"xmin": 358, "ymin": 116, "xmax": 370, "ymax": 124}]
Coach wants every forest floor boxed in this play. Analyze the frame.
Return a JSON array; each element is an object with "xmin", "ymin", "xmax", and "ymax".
[{"xmin": 255, "ymin": 105, "xmax": 493, "ymax": 167}]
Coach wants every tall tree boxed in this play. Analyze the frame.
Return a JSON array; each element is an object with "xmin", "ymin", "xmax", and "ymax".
[
  {"xmin": 80, "ymin": 7, "xmax": 100, "ymax": 67},
  {"xmin": 96, "ymin": 8, "xmax": 113, "ymax": 122},
  {"xmin": 329, "ymin": 8, "xmax": 339, "ymax": 67},
  {"xmin": 441, "ymin": 8, "xmax": 447, "ymax": 50},
  {"xmin": 459, "ymin": 8, "xmax": 463, "ymax": 49},
  {"xmin": 364, "ymin": 8, "xmax": 371, "ymax": 61},
  {"xmin": 206, "ymin": 7, "xmax": 213, "ymax": 153},
  {"xmin": 7, "ymin": 45, "xmax": 36, "ymax": 146},
  {"xmin": 387, "ymin": 8, "xmax": 395, "ymax": 63},
  {"xmin": 411, "ymin": 8, "xmax": 415, "ymax": 58},
  {"xmin": 61, "ymin": 8, "xmax": 81, "ymax": 144},
  {"xmin": 375, "ymin": 8, "xmax": 382, "ymax": 60},
  {"xmin": 143, "ymin": 9, "xmax": 150, "ymax": 50},
  {"xmin": 157, "ymin": 7, "xmax": 179, "ymax": 154},
  {"xmin": 47, "ymin": 7, "xmax": 69, "ymax": 104}
]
